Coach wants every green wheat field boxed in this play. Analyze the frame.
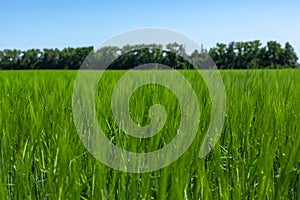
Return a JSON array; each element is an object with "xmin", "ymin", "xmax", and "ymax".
[{"xmin": 0, "ymin": 70, "xmax": 299, "ymax": 199}]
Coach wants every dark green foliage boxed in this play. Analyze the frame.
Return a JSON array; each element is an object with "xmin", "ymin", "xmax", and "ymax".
[
  {"xmin": 0, "ymin": 41, "xmax": 298, "ymax": 70},
  {"xmin": 0, "ymin": 47, "xmax": 93, "ymax": 70},
  {"xmin": 209, "ymin": 41, "xmax": 298, "ymax": 69}
]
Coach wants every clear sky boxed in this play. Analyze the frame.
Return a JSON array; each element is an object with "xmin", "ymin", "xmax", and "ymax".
[{"xmin": 0, "ymin": 0, "xmax": 299, "ymax": 55}]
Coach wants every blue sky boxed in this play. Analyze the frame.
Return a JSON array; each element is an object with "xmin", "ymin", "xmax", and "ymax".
[{"xmin": 0, "ymin": 0, "xmax": 299, "ymax": 55}]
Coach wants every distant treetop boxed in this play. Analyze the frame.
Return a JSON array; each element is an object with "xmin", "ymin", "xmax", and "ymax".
[{"xmin": 0, "ymin": 41, "xmax": 298, "ymax": 70}]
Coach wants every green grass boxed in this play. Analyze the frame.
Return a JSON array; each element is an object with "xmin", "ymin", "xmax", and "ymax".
[{"xmin": 0, "ymin": 69, "xmax": 299, "ymax": 199}]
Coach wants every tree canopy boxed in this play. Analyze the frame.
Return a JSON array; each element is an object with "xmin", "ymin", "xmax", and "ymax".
[{"xmin": 0, "ymin": 41, "xmax": 298, "ymax": 70}]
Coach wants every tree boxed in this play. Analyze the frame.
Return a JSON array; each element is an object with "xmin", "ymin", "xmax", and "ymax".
[
  {"xmin": 42, "ymin": 48, "xmax": 60, "ymax": 69},
  {"xmin": 225, "ymin": 42, "xmax": 236, "ymax": 69},
  {"xmin": 245, "ymin": 40, "xmax": 261, "ymax": 69},
  {"xmin": 208, "ymin": 43, "xmax": 227, "ymax": 69},
  {"xmin": 0, "ymin": 41, "xmax": 298, "ymax": 70},
  {"xmin": 20, "ymin": 49, "xmax": 42, "ymax": 69},
  {"xmin": 266, "ymin": 41, "xmax": 283, "ymax": 67},
  {"xmin": 0, "ymin": 49, "xmax": 22, "ymax": 69},
  {"xmin": 283, "ymin": 42, "xmax": 298, "ymax": 67}
]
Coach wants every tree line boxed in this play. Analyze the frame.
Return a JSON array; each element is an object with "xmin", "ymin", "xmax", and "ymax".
[
  {"xmin": 0, "ymin": 41, "xmax": 298, "ymax": 70},
  {"xmin": 209, "ymin": 40, "xmax": 298, "ymax": 69}
]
